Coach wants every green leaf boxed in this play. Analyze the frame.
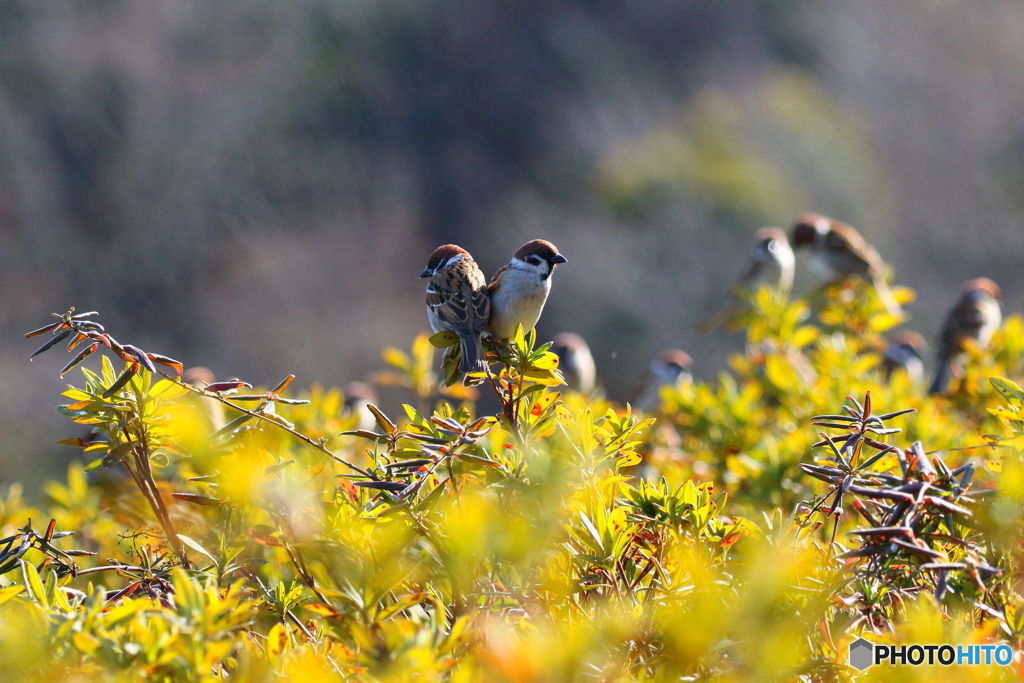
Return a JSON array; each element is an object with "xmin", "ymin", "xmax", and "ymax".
[
  {"xmin": 991, "ymin": 377, "xmax": 1024, "ymax": 405},
  {"xmin": 176, "ymin": 534, "xmax": 218, "ymax": 564},
  {"xmin": 21, "ymin": 561, "xmax": 47, "ymax": 607},
  {"xmin": 428, "ymin": 331, "xmax": 459, "ymax": 348}
]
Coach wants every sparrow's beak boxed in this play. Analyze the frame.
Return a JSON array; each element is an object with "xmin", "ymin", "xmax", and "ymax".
[
  {"xmin": 551, "ymin": 253, "xmax": 567, "ymax": 265},
  {"xmin": 419, "ymin": 267, "xmax": 432, "ymax": 278}
]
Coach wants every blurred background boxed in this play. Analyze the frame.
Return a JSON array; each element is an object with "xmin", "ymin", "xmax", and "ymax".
[{"xmin": 2, "ymin": 1, "xmax": 1023, "ymax": 485}]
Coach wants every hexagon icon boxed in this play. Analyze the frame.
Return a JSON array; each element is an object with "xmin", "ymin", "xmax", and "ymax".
[{"xmin": 849, "ymin": 638, "xmax": 874, "ymax": 671}]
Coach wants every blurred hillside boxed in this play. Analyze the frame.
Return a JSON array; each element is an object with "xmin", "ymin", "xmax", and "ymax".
[{"xmin": 2, "ymin": 1, "xmax": 1023, "ymax": 484}]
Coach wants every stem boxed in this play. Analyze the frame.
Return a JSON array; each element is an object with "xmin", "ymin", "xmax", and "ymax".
[{"xmin": 126, "ymin": 428, "xmax": 190, "ymax": 568}]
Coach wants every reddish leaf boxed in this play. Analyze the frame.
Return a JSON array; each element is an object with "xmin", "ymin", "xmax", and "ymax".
[
  {"xmin": 59, "ymin": 343, "xmax": 99, "ymax": 377},
  {"xmin": 247, "ymin": 526, "xmax": 282, "ymax": 547},
  {"xmin": 171, "ymin": 493, "xmax": 223, "ymax": 506},
  {"xmin": 204, "ymin": 381, "xmax": 253, "ymax": 394},
  {"xmin": 272, "ymin": 374, "xmax": 295, "ymax": 394},
  {"xmin": 147, "ymin": 353, "xmax": 184, "ymax": 376},
  {"xmin": 24, "ymin": 321, "xmax": 63, "ymax": 338}
]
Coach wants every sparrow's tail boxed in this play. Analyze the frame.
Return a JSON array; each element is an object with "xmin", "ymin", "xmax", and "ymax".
[
  {"xmin": 872, "ymin": 278, "xmax": 903, "ymax": 317},
  {"xmin": 695, "ymin": 298, "xmax": 740, "ymax": 335},
  {"xmin": 928, "ymin": 355, "xmax": 953, "ymax": 396},
  {"xmin": 457, "ymin": 333, "xmax": 485, "ymax": 375}
]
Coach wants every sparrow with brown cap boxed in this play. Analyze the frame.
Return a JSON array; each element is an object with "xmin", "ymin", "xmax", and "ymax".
[
  {"xmin": 487, "ymin": 239, "xmax": 567, "ymax": 340},
  {"xmin": 551, "ymin": 332, "xmax": 597, "ymax": 393},
  {"xmin": 790, "ymin": 212, "xmax": 901, "ymax": 315},
  {"xmin": 928, "ymin": 278, "xmax": 1002, "ymax": 395},
  {"xmin": 420, "ymin": 244, "xmax": 490, "ymax": 377},
  {"xmin": 697, "ymin": 226, "xmax": 794, "ymax": 333},
  {"xmin": 634, "ymin": 349, "xmax": 693, "ymax": 413}
]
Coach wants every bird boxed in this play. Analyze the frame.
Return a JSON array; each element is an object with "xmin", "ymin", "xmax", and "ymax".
[
  {"xmin": 342, "ymin": 381, "xmax": 378, "ymax": 432},
  {"xmin": 634, "ymin": 349, "xmax": 693, "ymax": 413},
  {"xmin": 420, "ymin": 244, "xmax": 490, "ymax": 377},
  {"xmin": 551, "ymin": 332, "xmax": 597, "ymax": 393},
  {"xmin": 790, "ymin": 212, "xmax": 901, "ymax": 314},
  {"xmin": 928, "ymin": 278, "xmax": 1002, "ymax": 395},
  {"xmin": 881, "ymin": 330, "xmax": 926, "ymax": 384},
  {"xmin": 487, "ymin": 239, "xmax": 567, "ymax": 340},
  {"xmin": 697, "ymin": 226, "xmax": 794, "ymax": 333}
]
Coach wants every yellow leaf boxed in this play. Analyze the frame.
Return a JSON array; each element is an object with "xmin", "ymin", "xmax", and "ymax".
[
  {"xmin": 267, "ymin": 622, "xmax": 289, "ymax": 657},
  {"xmin": 61, "ymin": 388, "xmax": 91, "ymax": 401},
  {"xmin": 764, "ymin": 355, "xmax": 801, "ymax": 391},
  {"xmin": 617, "ymin": 451, "xmax": 642, "ymax": 468},
  {"xmin": 608, "ymin": 507, "xmax": 628, "ymax": 533},
  {"xmin": 381, "ymin": 347, "xmax": 411, "ymax": 370},
  {"xmin": 0, "ymin": 585, "xmax": 24, "ymax": 606},
  {"xmin": 869, "ymin": 312, "xmax": 902, "ymax": 333},
  {"xmin": 530, "ymin": 352, "xmax": 560, "ymax": 371},
  {"xmin": 72, "ymin": 631, "xmax": 101, "ymax": 655}
]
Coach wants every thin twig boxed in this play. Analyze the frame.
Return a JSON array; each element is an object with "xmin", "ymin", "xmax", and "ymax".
[{"xmin": 158, "ymin": 370, "xmax": 374, "ymax": 479}]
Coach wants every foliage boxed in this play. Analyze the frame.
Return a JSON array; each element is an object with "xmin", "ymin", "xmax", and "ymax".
[{"xmin": 2, "ymin": 288, "xmax": 1024, "ymax": 681}]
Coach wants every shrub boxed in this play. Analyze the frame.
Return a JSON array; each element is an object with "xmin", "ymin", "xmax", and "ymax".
[{"xmin": 2, "ymin": 285, "xmax": 1023, "ymax": 680}]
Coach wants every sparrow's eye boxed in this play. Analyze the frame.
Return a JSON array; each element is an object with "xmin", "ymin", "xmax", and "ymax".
[
  {"xmin": 526, "ymin": 255, "xmax": 543, "ymax": 266},
  {"xmin": 765, "ymin": 239, "xmax": 776, "ymax": 252}
]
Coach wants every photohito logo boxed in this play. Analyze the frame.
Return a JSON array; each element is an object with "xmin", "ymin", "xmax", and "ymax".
[{"xmin": 849, "ymin": 637, "xmax": 1013, "ymax": 670}]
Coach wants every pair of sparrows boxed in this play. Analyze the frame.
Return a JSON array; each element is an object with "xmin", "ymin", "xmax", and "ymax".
[
  {"xmin": 699, "ymin": 213, "xmax": 902, "ymax": 332},
  {"xmin": 420, "ymin": 239, "xmax": 567, "ymax": 377}
]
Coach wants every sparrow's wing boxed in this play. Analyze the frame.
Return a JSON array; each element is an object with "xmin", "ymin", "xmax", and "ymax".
[
  {"xmin": 486, "ymin": 263, "xmax": 510, "ymax": 296},
  {"xmin": 427, "ymin": 260, "xmax": 490, "ymax": 336},
  {"xmin": 696, "ymin": 255, "xmax": 767, "ymax": 334},
  {"xmin": 735, "ymin": 253, "xmax": 770, "ymax": 289},
  {"xmin": 828, "ymin": 222, "xmax": 889, "ymax": 279}
]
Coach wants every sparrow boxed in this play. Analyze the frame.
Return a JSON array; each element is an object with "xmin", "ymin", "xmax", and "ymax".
[
  {"xmin": 790, "ymin": 212, "xmax": 901, "ymax": 314},
  {"xmin": 881, "ymin": 330, "xmax": 926, "ymax": 384},
  {"xmin": 551, "ymin": 332, "xmax": 597, "ymax": 393},
  {"xmin": 697, "ymin": 226, "xmax": 794, "ymax": 333},
  {"xmin": 634, "ymin": 349, "xmax": 693, "ymax": 413},
  {"xmin": 928, "ymin": 277, "xmax": 1002, "ymax": 395},
  {"xmin": 420, "ymin": 244, "xmax": 490, "ymax": 376},
  {"xmin": 342, "ymin": 381, "xmax": 379, "ymax": 432},
  {"xmin": 487, "ymin": 239, "xmax": 567, "ymax": 340}
]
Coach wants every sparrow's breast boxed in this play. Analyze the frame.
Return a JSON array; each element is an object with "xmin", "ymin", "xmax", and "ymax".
[{"xmin": 490, "ymin": 269, "xmax": 552, "ymax": 337}]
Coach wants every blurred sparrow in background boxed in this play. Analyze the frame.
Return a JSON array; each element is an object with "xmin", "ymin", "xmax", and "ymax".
[
  {"xmin": 790, "ymin": 212, "xmax": 902, "ymax": 315},
  {"xmin": 929, "ymin": 277, "xmax": 1002, "ymax": 395},
  {"xmin": 551, "ymin": 332, "xmax": 596, "ymax": 393},
  {"xmin": 882, "ymin": 330, "xmax": 926, "ymax": 384},
  {"xmin": 183, "ymin": 366, "xmax": 225, "ymax": 431},
  {"xmin": 342, "ymin": 381, "xmax": 378, "ymax": 432},
  {"xmin": 634, "ymin": 349, "xmax": 693, "ymax": 413},
  {"xmin": 487, "ymin": 239, "xmax": 567, "ymax": 339},
  {"xmin": 697, "ymin": 226, "xmax": 794, "ymax": 333},
  {"xmin": 421, "ymin": 244, "xmax": 490, "ymax": 378}
]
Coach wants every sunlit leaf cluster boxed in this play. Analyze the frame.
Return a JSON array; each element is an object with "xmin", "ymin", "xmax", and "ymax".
[{"xmin": 2, "ymin": 289, "xmax": 1023, "ymax": 680}]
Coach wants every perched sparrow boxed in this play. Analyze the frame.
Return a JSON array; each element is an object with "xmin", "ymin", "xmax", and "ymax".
[
  {"xmin": 342, "ymin": 381, "xmax": 378, "ymax": 432},
  {"xmin": 487, "ymin": 239, "xmax": 567, "ymax": 340},
  {"xmin": 551, "ymin": 332, "xmax": 597, "ymax": 393},
  {"xmin": 420, "ymin": 244, "xmax": 490, "ymax": 375},
  {"xmin": 790, "ymin": 212, "xmax": 901, "ymax": 314},
  {"xmin": 697, "ymin": 226, "xmax": 794, "ymax": 333},
  {"xmin": 882, "ymin": 330, "xmax": 926, "ymax": 384},
  {"xmin": 928, "ymin": 278, "xmax": 1002, "ymax": 395},
  {"xmin": 634, "ymin": 349, "xmax": 693, "ymax": 413}
]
